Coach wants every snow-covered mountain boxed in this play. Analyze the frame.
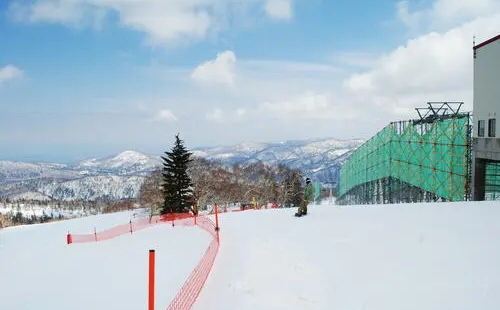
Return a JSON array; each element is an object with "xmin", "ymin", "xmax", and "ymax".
[
  {"xmin": 74, "ymin": 150, "xmax": 160, "ymax": 176},
  {"xmin": 193, "ymin": 138, "xmax": 363, "ymax": 184},
  {"xmin": 39, "ymin": 175, "xmax": 145, "ymax": 201},
  {"xmin": 0, "ymin": 151, "xmax": 156, "ymax": 201},
  {"xmin": 0, "ymin": 161, "xmax": 77, "ymax": 183},
  {"xmin": 0, "ymin": 138, "xmax": 362, "ymax": 201}
]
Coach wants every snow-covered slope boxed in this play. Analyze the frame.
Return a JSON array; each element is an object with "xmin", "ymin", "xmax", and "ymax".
[
  {"xmin": 0, "ymin": 151, "xmax": 156, "ymax": 201},
  {"xmin": 0, "ymin": 161, "xmax": 77, "ymax": 182},
  {"xmin": 0, "ymin": 210, "xmax": 210, "ymax": 310},
  {"xmin": 196, "ymin": 201, "xmax": 500, "ymax": 309},
  {"xmin": 2, "ymin": 201, "xmax": 500, "ymax": 309},
  {"xmin": 39, "ymin": 175, "xmax": 145, "ymax": 201},
  {"xmin": 75, "ymin": 150, "xmax": 160, "ymax": 176},
  {"xmin": 8, "ymin": 191, "xmax": 53, "ymax": 201}
]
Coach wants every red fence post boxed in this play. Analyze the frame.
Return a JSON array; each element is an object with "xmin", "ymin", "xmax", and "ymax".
[
  {"xmin": 149, "ymin": 249, "xmax": 155, "ymax": 310},
  {"xmin": 94, "ymin": 227, "xmax": 97, "ymax": 242},
  {"xmin": 214, "ymin": 204, "xmax": 220, "ymax": 243},
  {"xmin": 66, "ymin": 233, "xmax": 72, "ymax": 244}
]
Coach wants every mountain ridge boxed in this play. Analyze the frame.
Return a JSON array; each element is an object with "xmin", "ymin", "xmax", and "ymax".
[{"xmin": 0, "ymin": 137, "xmax": 363, "ymax": 201}]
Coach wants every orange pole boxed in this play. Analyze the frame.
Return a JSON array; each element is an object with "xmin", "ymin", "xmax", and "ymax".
[
  {"xmin": 214, "ymin": 204, "xmax": 220, "ymax": 243},
  {"xmin": 148, "ymin": 250, "xmax": 155, "ymax": 310},
  {"xmin": 66, "ymin": 233, "xmax": 72, "ymax": 244}
]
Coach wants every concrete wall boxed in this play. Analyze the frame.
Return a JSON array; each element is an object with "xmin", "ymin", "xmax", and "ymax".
[
  {"xmin": 473, "ymin": 38, "xmax": 500, "ymax": 139},
  {"xmin": 472, "ymin": 36, "xmax": 500, "ymax": 200}
]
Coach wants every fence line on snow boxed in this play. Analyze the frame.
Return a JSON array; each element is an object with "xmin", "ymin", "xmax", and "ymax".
[
  {"xmin": 166, "ymin": 215, "xmax": 219, "ymax": 310},
  {"xmin": 66, "ymin": 213, "xmax": 196, "ymax": 244},
  {"xmin": 65, "ymin": 212, "xmax": 220, "ymax": 310}
]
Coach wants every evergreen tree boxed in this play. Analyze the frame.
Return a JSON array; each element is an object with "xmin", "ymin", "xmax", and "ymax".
[{"xmin": 161, "ymin": 134, "xmax": 194, "ymax": 214}]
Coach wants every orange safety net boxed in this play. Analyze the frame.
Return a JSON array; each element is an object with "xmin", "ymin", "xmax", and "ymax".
[
  {"xmin": 65, "ymin": 213, "xmax": 220, "ymax": 310},
  {"xmin": 166, "ymin": 216, "xmax": 219, "ymax": 310},
  {"xmin": 67, "ymin": 213, "xmax": 195, "ymax": 244}
]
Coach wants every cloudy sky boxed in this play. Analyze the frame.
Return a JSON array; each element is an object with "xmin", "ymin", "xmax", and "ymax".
[{"xmin": 0, "ymin": 0, "xmax": 499, "ymax": 162}]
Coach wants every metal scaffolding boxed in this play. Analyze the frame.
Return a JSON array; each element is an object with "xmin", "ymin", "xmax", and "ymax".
[
  {"xmin": 485, "ymin": 161, "xmax": 500, "ymax": 200},
  {"xmin": 337, "ymin": 102, "xmax": 471, "ymax": 205}
]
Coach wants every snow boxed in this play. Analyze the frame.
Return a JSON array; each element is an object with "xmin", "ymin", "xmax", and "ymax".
[
  {"xmin": 104, "ymin": 150, "xmax": 156, "ymax": 169},
  {"xmin": 39, "ymin": 175, "xmax": 145, "ymax": 201},
  {"xmin": 74, "ymin": 150, "xmax": 160, "ymax": 175},
  {"xmin": 300, "ymin": 139, "xmax": 363, "ymax": 155},
  {"xmin": 9, "ymin": 191, "xmax": 52, "ymax": 201},
  {"xmin": 0, "ymin": 151, "xmax": 157, "ymax": 201},
  {"xmin": 0, "ymin": 203, "xmax": 92, "ymax": 218},
  {"xmin": 195, "ymin": 201, "xmax": 500, "ymax": 309},
  {"xmin": 0, "ymin": 160, "xmax": 77, "ymax": 182},
  {"xmin": 213, "ymin": 153, "xmax": 236, "ymax": 159},
  {"xmin": 3, "ymin": 201, "xmax": 500, "ymax": 309},
  {"xmin": 1, "ymin": 139, "xmax": 363, "ymax": 201},
  {"xmin": 193, "ymin": 138, "xmax": 362, "ymax": 166},
  {"xmin": 0, "ymin": 210, "xmax": 210, "ymax": 310}
]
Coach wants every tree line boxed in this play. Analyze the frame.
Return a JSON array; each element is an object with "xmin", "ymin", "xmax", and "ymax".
[{"xmin": 139, "ymin": 135, "xmax": 306, "ymax": 215}]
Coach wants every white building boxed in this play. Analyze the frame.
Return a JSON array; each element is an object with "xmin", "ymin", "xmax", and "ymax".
[{"xmin": 472, "ymin": 34, "xmax": 500, "ymax": 200}]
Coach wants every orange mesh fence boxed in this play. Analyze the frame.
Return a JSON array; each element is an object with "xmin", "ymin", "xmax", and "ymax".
[
  {"xmin": 65, "ymin": 213, "xmax": 220, "ymax": 310},
  {"xmin": 196, "ymin": 216, "xmax": 218, "ymax": 239},
  {"xmin": 67, "ymin": 214, "xmax": 195, "ymax": 244},
  {"xmin": 166, "ymin": 215, "xmax": 219, "ymax": 310}
]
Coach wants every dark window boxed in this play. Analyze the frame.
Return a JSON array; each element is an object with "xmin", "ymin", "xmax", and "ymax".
[
  {"xmin": 489, "ymin": 119, "xmax": 496, "ymax": 137},
  {"xmin": 478, "ymin": 120, "xmax": 485, "ymax": 137}
]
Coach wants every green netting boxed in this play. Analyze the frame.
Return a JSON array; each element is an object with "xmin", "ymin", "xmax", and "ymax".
[
  {"xmin": 339, "ymin": 115, "xmax": 470, "ymax": 201},
  {"xmin": 313, "ymin": 182, "xmax": 321, "ymax": 202},
  {"xmin": 485, "ymin": 162, "xmax": 500, "ymax": 201}
]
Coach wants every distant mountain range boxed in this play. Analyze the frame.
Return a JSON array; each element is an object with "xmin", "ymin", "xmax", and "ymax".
[{"xmin": 0, "ymin": 138, "xmax": 362, "ymax": 202}]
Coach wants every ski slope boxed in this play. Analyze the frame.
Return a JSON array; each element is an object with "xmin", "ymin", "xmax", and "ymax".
[
  {"xmin": 0, "ymin": 210, "xmax": 210, "ymax": 310},
  {"xmin": 1, "ymin": 201, "xmax": 500, "ymax": 309},
  {"xmin": 196, "ymin": 201, "xmax": 500, "ymax": 310}
]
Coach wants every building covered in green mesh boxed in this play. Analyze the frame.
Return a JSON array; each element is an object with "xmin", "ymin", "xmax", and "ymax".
[
  {"xmin": 337, "ymin": 104, "xmax": 471, "ymax": 205},
  {"xmin": 338, "ymin": 34, "xmax": 500, "ymax": 205}
]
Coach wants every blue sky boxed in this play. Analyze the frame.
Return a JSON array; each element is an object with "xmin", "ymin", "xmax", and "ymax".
[{"xmin": 0, "ymin": 0, "xmax": 499, "ymax": 162}]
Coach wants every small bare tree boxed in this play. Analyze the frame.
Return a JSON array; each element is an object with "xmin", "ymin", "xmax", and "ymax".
[
  {"xmin": 139, "ymin": 156, "xmax": 305, "ymax": 211},
  {"xmin": 138, "ymin": 170, "xmax": 163, "ymax": 216}
]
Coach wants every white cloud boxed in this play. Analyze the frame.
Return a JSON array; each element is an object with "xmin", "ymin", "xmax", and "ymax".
[
  {"xmin": 236, "ymin": 108, "xmax": 246, "ymax": 117},
  {"xmin": 397, "ymin": 0, "xmax": 500, "ymax": 31},
  {"xmin": 205, "ymin": 107, "xmax": 248, "ymax": 123},
  {"xmin": 259, "ymin": 92, "xmax": 357, "ymax": 120},
  {"xmin": 396, "ymin": 1, "xmax": 424, "ymax": 30},
  {"xmin": 8, "ymin": 0, "xmax": 105, "ymax": 27},
  {"xmin": 8, "ymin": 0, "xmax": 294, "ymax": 46},
  {"xmin": 206, "ymin": 108, "xmax": 224, "ymax": 122},
  {"xmin": 154, "ymin": 109, "xmax": 178, "ymax": 122},
  {"xmin": 10, "ymin": 0, "xmax": 212, "ymax": 45},
  {"xmin": 0, "ymin": 65, "xmax": 23, "ymax": 84},
  {"xmin": 344, "ymin": 14, "xmax": 500, "ymax": 116},
  {"xmin": 8, "ymin": 0, "xmax": 499, "ymax": 148},
  {"xmin": 332, "ymin": 51, "xmax": 378, "ymax": 69},
  {"xmin": 264, "ymin": 0, "xmax": 293, "ymax": 20},
  {"xmin": 191, "ymin": 50, "xmax": 237, "ymax": 86}
]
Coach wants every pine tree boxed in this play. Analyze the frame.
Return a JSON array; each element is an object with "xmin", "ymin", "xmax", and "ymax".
[{"xmin": 161, "ymin": 134, "xmax": 194, "ymax": 214}]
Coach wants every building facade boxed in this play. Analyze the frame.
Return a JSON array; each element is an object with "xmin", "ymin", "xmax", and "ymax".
[{"xmin": 472, "ymin": 34, "xmax": 500, "ymax": 200}]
